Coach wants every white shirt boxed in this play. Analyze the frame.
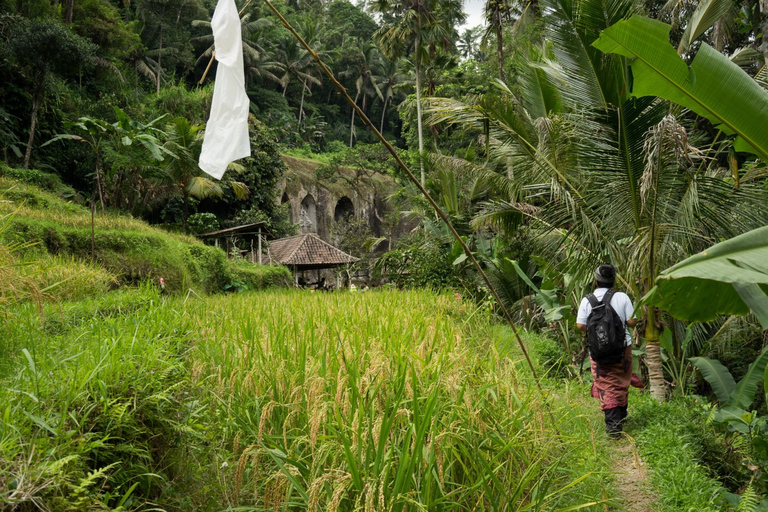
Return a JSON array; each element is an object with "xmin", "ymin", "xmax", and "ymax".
[{"xmin": 576, "ymin": 288, "xmax": 635, "ymax": 346}]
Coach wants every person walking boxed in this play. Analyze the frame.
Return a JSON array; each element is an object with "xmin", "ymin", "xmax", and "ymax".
[{"xmin": 576, "ymin": 264, "xmax": 641, "ymax": 438}]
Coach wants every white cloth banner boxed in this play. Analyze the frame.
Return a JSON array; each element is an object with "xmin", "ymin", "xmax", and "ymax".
[{"xmin": 198, "ymin": 0, "xmax": 251, "ymax": 180}]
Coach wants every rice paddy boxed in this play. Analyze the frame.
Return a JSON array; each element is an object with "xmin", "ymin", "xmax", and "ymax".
[{"xmin": 1, "ymin": 288, "xmax": 613, "ymax": 511}]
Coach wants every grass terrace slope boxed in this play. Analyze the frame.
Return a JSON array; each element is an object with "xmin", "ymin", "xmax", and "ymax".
[
  {"xmin": 0, "ymin": 171, "xmax": 290, "ymax": 297},
  {"xmin": 1, "ymin": 288, "xmax": 613, "ymax": 511}
]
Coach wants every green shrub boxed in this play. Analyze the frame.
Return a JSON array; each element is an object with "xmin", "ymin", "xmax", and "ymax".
[
  {"xmin": 530, "ymin": 332, "xmax": 573, "ymax": 379},
  {"xmin": 0, "ymin": 166, "xmax": 79, "ymax": 198},
  {"xmin": 187, "ymin": 212, "xmax": 219, "ymax": 234},
  {"xmin": 227, "ymin": 260, "xmax": 292, "ymax": 291}
]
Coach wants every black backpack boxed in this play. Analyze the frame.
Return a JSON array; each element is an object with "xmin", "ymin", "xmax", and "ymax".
[{"xmin": 586, "ymin": 290, "xmax": 626, "ymax": 365}]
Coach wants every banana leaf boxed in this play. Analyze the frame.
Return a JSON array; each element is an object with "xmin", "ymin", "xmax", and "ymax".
[
  {"xmin": 729, "ymin": 346, "xmax": 768, "ymax": 410},
  {"xmin": 641, "ymin": 226, "xmax": 768, "ymax": 328},
  {"xmin": 688, "ymin": 356, "xmax": 736, "ymax": 404},
  {"xmin": 593, "ymin": 15, "xmax": 768, "ymax": 162}
]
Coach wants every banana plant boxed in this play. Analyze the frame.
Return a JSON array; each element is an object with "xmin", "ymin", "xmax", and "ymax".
[
  {"xmin": 642, "ymin": 225, "xmax": 768, "ymax": 329},
  {"xmin": 593, "ymin": 15, "xmax": 768, "ymax": 162},
  {"xmin": 690, "ymin": 348, "xmax": 768, "ymax": 504},
  {"xmin": 690, "ymin": 347, "xmax": 768, "ymax": 434}
]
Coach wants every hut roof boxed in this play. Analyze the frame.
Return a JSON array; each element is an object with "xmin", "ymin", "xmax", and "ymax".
[
  {"xmin": 197, "ymin": 222, "xmax": 272, "ymax": 239},
  {"xmin": 269, "ymin": 233, "xmax": 359, "ymax": 270}
]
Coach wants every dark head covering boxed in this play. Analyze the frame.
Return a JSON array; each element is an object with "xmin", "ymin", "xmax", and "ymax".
[{"xmin": 595, "ymin": 264, "xmax": 616, "ymax": 285}]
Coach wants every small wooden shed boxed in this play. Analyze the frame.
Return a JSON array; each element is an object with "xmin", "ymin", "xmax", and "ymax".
[{"xmin": 197, "ymin": 222, "xmax": 271, "ymax": 264}]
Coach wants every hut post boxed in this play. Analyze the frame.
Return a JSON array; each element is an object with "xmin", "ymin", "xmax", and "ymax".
[
  {"xmin": 258, "ymin": 228, "xmax": 263, "ymax": 265},
  {"xmin": 250, "ymin": 238, "xmax": 254, "ymax": 263}
]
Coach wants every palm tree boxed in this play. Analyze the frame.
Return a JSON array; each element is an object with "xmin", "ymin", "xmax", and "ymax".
[
  {"xmin": 484, "ymin": 0, "xmax": 514, "ymax": 82},
  {"xmin": 372, "ymin": 0, "xmax": 465, "ymax": 184},
  {"xmin": 427, "ymin": 0, "xmax": 768, "ymax": 399},
  {"xmin": 274, "ymin": 35, "xmax": 321, "ymax": 97},
  {"xmin": 161, "ymin": 117, "xmax": 249, "ymax": 232},
  {"xmin": 294, "ymin": 17, "xmax": 333, "ymax": 128},
  {"xmin": 340, "ymin": 40, "xmax": 384, "ymax": 147},
  {"xmin": 378, "ymin": 56, "xmax": 410, "ymax": 134},
  {"xmin": 457, "ymin": 26, "xmax": 482, "ymax": 60}
]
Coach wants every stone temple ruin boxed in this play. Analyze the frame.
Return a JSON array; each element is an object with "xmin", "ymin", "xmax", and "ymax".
[
  {"xmin": 276, "ymin": 155, "xmax": 409, "ymax": 287},
  {"xmin": 199, "ymin": 155, "xmax": 411, "ymax": 288}
]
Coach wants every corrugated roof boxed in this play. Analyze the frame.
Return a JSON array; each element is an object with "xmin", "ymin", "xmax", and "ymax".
[{"xmin": 269, "ymin": 233, "xmax": 359, "ymax": 268}]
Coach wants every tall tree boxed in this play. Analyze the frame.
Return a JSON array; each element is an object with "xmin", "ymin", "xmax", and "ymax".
[
  {"xmin": 274, "ymin": 35, "xmax": 321, "ymax": 97},
  {"xmin": 132, "ymin": 0, "xmax": 207, "ymax": 92},
  {"xmin": 378, "ymin": 56, "xmax": 410, "ymax": 134},
  {"xmin": 6, "ymin": 17, "xmax": 95, "ymax": 169},
  {"xmin": 373, "ymin": 0, "xmax": 465, "ymax": 184},
  {"xmin": 457, "ymin": 26, "xmax": 482, "ymax": 60},
  {"xmin": 483, "ymin": 0, "xmax": 514, "ymax": 82},
  {"xmin": 339, "ymin": 39, "xmax": 384, "ymax": 147}
]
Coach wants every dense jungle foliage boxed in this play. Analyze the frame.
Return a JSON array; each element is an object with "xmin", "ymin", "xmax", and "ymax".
[{"xmin": 3, "ymin": 0, "xmax": 768, "ymax": 509}]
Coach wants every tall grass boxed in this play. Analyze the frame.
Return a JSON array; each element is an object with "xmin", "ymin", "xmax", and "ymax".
[{"xmin": 1, "ymin": 289, "xmax": 610, "ymax": 511}]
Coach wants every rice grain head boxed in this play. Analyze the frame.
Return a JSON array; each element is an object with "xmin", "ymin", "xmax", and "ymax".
[
  {"xmin": 307, "ymin": 471, "xmax": 333, "ymax": 512},
  {"xmin": 310, "ymin": 402, "xmax": 326, "ymax": 448},
  {"xmin": 329, "ymin": 473, "xmax": 352, "ymax": 512},
  {"xmin": 259, "ymin": 401, "xmax": 278, "ymax": 441},
  {"xmin": 235, "ymin": 444, "xmax": 257, "ymax": 504}
]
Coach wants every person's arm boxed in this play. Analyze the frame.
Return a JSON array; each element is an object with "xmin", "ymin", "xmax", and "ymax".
[
  {"xmin": 624, "ymin": 295, "xmax": 637, "ymax": 327},
  {"xmin": 575, "ymin": 297, "xmax": 589, "ymax": 332}
]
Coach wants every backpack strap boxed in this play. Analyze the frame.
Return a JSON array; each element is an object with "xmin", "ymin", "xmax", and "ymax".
[
  {"xmin": 586, "ymin": 293, "xmax": 600, "ymax": 308},
  {"xmin": 602, "ymin": 289, "xmax": 616, "ymax": 306}
]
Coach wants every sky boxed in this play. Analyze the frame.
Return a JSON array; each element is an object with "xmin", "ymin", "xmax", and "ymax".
[{"xmin": 461, "ymin": 0, "xmax": 486, "ymax": 31}]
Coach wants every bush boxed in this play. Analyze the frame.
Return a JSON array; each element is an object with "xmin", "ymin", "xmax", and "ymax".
[
  {"xmin": 187, "ymin": 212, "xmax": 219, "ymax": 234},
  {"xmin": 227, "ymin": 260, "xmax": 292, "ymax": 291}
]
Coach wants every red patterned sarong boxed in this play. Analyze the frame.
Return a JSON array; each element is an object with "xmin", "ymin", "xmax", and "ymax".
[{"xmin": 590, "ymin": 346, "xmax": 643, "ymax": 410}]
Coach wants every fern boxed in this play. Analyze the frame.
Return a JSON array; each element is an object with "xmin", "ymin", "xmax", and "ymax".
[
  {"xmin": 67, "ymin": 461, "xmax": 120, "ymax": 508},
  {"xmin": 736, "ymin": 483, "xmax": 759, "ymax": 512}
]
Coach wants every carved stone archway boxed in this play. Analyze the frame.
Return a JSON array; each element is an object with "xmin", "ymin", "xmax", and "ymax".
[
  {"xmin": 334, "ymin": 196, "xmax": 355, "ymax": 223},
  {"xmin": 300, "ymin": 194, "xmax": 317, "ymax": 233}
]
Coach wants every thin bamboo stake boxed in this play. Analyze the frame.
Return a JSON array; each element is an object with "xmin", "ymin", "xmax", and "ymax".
[
  {"xmin": 198, "ymin": 0, "xmax": 256, "ymax": 85},
  {"xmin": 260, "ymin": 0, "xmax": 548, "ymax": 397}
]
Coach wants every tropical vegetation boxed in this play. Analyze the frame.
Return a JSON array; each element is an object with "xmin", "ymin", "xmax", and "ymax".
[{"xmin": 2, "ymin": 0, "xmax": 768, "ymax": 508}]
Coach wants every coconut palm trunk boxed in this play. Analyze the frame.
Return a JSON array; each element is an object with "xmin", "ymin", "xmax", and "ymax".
[
  {"xmin": 494, "ymin": 13, "xmax": 506, "ymax": 82},
  {"xmin": 156, "ymin": 28, "xmax": 163, "ymax": 95},
  {"xmin": 299, "ymin": 77, "xmax": 308, "ymax": 127},
  {"xmin": 415, "ymin": 39, "xmax": 425, "ymax": 185},
  {"xmin": 380, "ymin": 96, "xmax": 390, "ymax": 134},
  {"xmin": 644, "ymin": 308, "xmax": 665, "ymax": 400}
]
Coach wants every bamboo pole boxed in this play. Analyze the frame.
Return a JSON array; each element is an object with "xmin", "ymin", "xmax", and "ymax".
[{"xmin": 260, "ymin": 0, "xmax": 548, "ymax": 397}]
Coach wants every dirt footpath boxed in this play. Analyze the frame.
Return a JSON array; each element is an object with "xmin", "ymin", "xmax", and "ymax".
[{"xmin": 609, "ymin": 437, "xmax": 657, "ymax": 511}]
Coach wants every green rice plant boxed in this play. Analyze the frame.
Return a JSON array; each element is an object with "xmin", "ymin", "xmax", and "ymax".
[
  {"xmin": 184, "ymin": 289, "xmax": 609, "ymax": 511},
  {"xmin": 1, "ymin": 287, "xmax": 612, "ymax": 511}
]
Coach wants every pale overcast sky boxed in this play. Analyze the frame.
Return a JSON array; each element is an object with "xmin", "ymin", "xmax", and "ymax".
[{"xmin": 462, "ymin": 0, "xmax": 485, "ymax": 31}]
